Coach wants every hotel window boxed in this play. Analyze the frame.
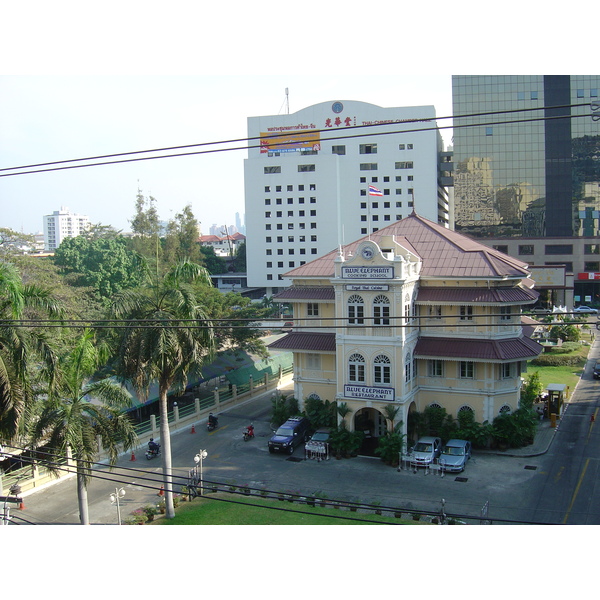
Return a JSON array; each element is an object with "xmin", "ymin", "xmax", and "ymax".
[
  {"xmin": 460, "ymin": 361, "xmax": 475, "ymax": 379},
  {"xmin": 427, "ymin": 359, "xmax": 443, "ymax": 377},
  {"xmin": 287, "ymin": 185, "xmax": 293, "ymax": 191},
  {"xmin": 585, "ymin": 262, "xmax": 600, "ymax": 271},
  {"xmin": 500, "ymin": 306, "xmax": 512, "ymax": 321},
  {"xmin": 519, "ymin": 245, "xmax": 534, "ymax": 255},
  {"xmin": 360, "ymin": 163, "xmax": 378, "ymax": 170},
  {"xmin": 298, "ymin": 164, "xmax": 315, "ymax": 172},
  {"xmin": 374, "ymin": 354, "xmax": 391, "ymax": 384},
  {"xmin": 545, "ymin": 244, "xmax": 573, "ymax": 255},
  {"xmin": 276, "ymin": 211, "xmax": 282, "ymax": 217},
  {"xmin": 359, "ymin": 144, "xmax": 377, "ymax": 154},
  {"xmin": 307, "ymin": 303, "xmax": 319, "ymax": 316},
  {"xmin": 348, "ymin": 295, "xmax": 365, "ymax": 325},
  {"xmin": 485, "ymin": 127, "xmax": 493, "ymax": 136},
  {"xmin": 332, "ymin": 145, "xmax": 346, "ymax": 155},
  {"xmin": 264, "ymin": 166, "xmax": 281, "ymax": 173},
  {"xmin": 501, "ymin": 363, "xmax": 512, "ymax": 379},
  {"xmin": 373, "ymin": 295, "xmax": 390, "ymax": 325},
  {"xmin": 460, "ymin": 306, "xmax": 473, "ymax": 321},
  {"xmin": 348, "ymin": 353, "xmax": 365, "ymax": 383},
  {"xmin": 585, "ymin": 244, "xmax": 600, "ymax": 255},
  {"xmin": 395, "ymin": 162, "xmax": 413, "ymax": 169}
]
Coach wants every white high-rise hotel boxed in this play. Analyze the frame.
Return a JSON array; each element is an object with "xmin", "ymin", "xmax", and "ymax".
[
  {"xmin": 244, "ymin": 100, "xmax": 450, "ymax": 293},
  {"xmin": 43, "ymin": 206, "xmax": 90, "ymax": 251}
]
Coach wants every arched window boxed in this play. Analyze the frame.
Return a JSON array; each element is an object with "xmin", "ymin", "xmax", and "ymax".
[
  {"xmin": 404, "ymin": 352, "xmax": 412, "ymax": 382},
  {"xmin": 348, "ymin": 295, "xmax": 365, "ymax": 325},
  {"xmin": 499, "ymin": 405, "xmax": 512, "ymax": 414},
  {"xmin": 428, "ymin": 403, "xmax": 443, "ymax": 410},
  {"xmin": 348, "ymin": 353, "xmax": 365, "ymax": 382},
  {"xmin": 458, "ymin": 405, "xmax": 474, "ymax": 416},
  {"xmin": 374, "ymin": 354, "xmax": 391, "ymax": 384},
  {"xmin": 373, "ymin": 295, "xmax": 390, "ymax": 325}
]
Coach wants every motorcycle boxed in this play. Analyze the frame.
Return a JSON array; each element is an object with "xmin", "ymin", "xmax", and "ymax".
[
  {"xmin": 243, "ymin": 425, "xmax": 255, "ymax": 441},
  {"xmin": 145, "ymin": 443, "xmax": 161, "ymax": 460},
  {"xmin": 207, "ymin": 415, "xmax": 219, "ymax": 432}
]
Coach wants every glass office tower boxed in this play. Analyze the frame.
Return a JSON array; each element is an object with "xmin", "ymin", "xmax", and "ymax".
[{"xmin": 452, "ymin": 75, "xmax": 600, "ymax": 239}]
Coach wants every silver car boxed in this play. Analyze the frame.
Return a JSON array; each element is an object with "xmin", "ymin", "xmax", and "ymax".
[
  {"xmin": 410, "ymin": 436, "xmax": 442, "ymax": 467},
  {"xmin": 439, "ymin": 439, "xmax": 472, "ymax": 472}
]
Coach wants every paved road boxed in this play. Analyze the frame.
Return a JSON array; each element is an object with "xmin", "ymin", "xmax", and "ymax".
[{"xmin": 14, "ymin": 331, "xmax": 600, "ymax": 525}]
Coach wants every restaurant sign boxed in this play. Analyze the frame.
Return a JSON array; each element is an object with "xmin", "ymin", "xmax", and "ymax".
[{"xmin": 344, "ymin": 385, "xmax": 395, "ymax": 401}]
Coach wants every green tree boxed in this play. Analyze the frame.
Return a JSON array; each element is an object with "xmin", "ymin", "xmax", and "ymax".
[
  {"xmin": 30, "ymin": 330, "xmax": 137, "ymax": 524},
  {"xmin": 162, "ymin": 205, "xmax": 203, "ymax": 265},
  {"xmin": 111, "ymin": 259, "xmax": 216, "ymax": 519},
  {"xmin": 199, "ymin": 245, "xmax": 227, "ymax": 275},
  {"xmin": 129, "ymin": 190, "xmax": 162, "ymax": 266},
  {"xmin": 53, "ymin": 236, "xmax": 147, "ymax": 301},
  {"xmin": 521, "ymin": 371, "xmax": 543, "ymax": 409},
  {"xmin": 0, "ymin": 260, "xmax": 62, "ymax": 442}
]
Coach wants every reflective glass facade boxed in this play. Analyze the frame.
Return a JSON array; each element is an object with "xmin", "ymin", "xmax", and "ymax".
[{"xmin": 452, "ymin": 75, "xmax": 600, "ymax": 238}]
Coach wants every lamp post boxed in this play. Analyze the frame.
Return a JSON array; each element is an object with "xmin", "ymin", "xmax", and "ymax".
[
  {"xmin": 109, "ymin": 487, "xmax": 126, "ymax": 525},
  {"xmin": 194, "ymin": 450, "xmax": 208, "ymax": 496}
]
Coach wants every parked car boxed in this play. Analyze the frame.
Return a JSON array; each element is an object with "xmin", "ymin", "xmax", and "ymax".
[
  {"xmin": 305, "ymin": 428, "xmax": 330, "ymax": 457},
  {"xmin": 573, "ymin": 306, "xmax": 599, "ymax": 314},
  {"xmin": 528, "ymin": 306, "xmax": 551, "ymax": 315},
  {"xmin": 593, "ymin": 362, "xmax": 600, "ymax": 380},
  {"xmin": 282, "ymin": 321, "xmax": 294, "ymax": 332},
  {"xmin": 410, "ymin": 436, "xmax": 442, "ymax": 467},
  {"xmin": 268, "ymin": 416, "xmax": 310, "ymax": 454},
  {"xmin": 439, "ymin": 439, "xmax": 472, "ymax": 472}
]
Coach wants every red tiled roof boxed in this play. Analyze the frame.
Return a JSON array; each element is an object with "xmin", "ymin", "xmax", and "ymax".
[
  {"xmin": 268, "ymin": 332, "xmax": 336, "ymax": 352},
  {"xmin": 284, "ymin": 213, "xmax": 531, "ymax": 280},
  {"xmin": 416, "ymin": 287, "xmax": 539, "ymax": 304},
  {"xmin": 414, "ymin": 336, "xmax": 542, "ymax": 361},
  {"xmin": 274, "ymin": 287, "xmax": 335, "ymax": 301}
]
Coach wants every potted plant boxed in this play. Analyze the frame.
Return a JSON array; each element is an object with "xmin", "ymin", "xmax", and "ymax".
[
  {"xmin": 130, "ymin": 508, "xmax": 148, "ymax": 524},
  {"xmin": 157, "ymin": 499, "xmax": 166, "ymax": 514},
  {"xmin": 143, "ymin": 504, "xmax": 158, "ymax": 522}
]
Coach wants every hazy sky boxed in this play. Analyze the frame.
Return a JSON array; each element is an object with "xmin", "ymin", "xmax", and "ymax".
[
  {"xmin": 0, "ymin": 75, "xmax": 454, "ymax": 234},
  {"xmin": 0, "ymin": 2, "xmax": 588, "ymax": 237}
]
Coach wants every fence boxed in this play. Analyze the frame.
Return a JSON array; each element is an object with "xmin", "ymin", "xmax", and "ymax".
[{"xmin": 1, "ymin": 358, "xmax": 294, "ymax": 496}]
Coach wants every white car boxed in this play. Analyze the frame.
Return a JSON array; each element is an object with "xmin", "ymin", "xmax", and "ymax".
[{"xmin": 573, "ymin": 306, "xmax": 598, "ymax": 314}]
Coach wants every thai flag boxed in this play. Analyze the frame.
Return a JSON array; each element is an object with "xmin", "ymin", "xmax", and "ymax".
[{"xmin": 368, "ymin": 185, "xmax": 383, "ymax": 197}]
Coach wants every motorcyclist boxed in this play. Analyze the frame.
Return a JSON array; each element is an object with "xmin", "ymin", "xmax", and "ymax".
[
  {"xmin": 208, "ymin": 413, "xmax": 218, "ymax": 428},
  {"xmin": 246, "ymin": 423, "xmax": 254, "ymax": 437},
  {"xmin": 148, "ymin": 438, "xmax": 160, "ymax": 454}
]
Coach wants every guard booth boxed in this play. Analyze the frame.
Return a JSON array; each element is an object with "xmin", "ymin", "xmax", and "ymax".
[{"xmin": 546, "ymin": 383, "xmax": 567, "ymax": 427}]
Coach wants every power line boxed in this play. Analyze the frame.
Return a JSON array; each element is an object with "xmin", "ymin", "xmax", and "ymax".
[{"xmin": 0, "ymin": 102, "xmax": 594, "ymax": 178}]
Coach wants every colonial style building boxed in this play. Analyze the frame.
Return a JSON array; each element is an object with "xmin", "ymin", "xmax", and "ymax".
[{"xmin": 269, "ymin": 212, "xmax": 543, "ymax": 443}]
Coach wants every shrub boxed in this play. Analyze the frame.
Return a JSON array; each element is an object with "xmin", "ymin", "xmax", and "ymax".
[{"xmin": 374, "ymin": 431, "xmax": 405, "ymax": 464}]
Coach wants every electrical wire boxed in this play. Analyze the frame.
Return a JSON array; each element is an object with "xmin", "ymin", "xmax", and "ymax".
[
  {"xmin": 0, "ymin": 442, "xmax": 561, "ymax": 524},
  {"xmin": 0, "ymin": 102, "xmax": 594, "ymax": 178}
]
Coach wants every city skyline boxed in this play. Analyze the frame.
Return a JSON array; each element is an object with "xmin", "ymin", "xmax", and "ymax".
[{"xmin": 0, "ymin": 75, "xmax": 454, "ymax": 236}]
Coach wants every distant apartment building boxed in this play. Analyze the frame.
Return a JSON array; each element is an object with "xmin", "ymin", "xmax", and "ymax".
[
  {"xmin": 43, "ymin": 206, "xmax": 90, "ymax": 251},
  {"xmin": 244, "ymin": 100, "xmax": 451, "ymax": 295},
  {"xmin": 452, "ymin": 75, "xmax": 600, "ymax": 306}
]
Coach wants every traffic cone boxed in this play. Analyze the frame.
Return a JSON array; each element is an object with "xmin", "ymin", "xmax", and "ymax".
[
  {"xmin": 157, "ymin": 485, "xmax": 164, "ymax": 497},
  {"xmin": 191, "ymin": 424, "xmax": 196, "ymax": 434},
  {"xmin": 130, "ymin": 451, "xmax": 136, "ymax": 461},
  {"xmin": 19, "ymin": 501, "xmax": 25, "ymax": 510}
]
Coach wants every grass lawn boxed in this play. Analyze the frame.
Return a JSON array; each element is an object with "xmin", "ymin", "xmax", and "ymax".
[
  {"xmin": 151, "ymin": 493, "xmax": 430, "ymax": 525},
  {"xmin": 527, "ymin": 327, "xmax": 593, "ymax": 393}
]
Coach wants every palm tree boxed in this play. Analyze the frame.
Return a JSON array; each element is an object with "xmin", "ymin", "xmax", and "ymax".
[
  {"xmin": 111, "ymin": 259, "xmax": 215, "ymax": 519},
  {"xmin": 30, "ymin": 329, "xmax": 137, "ymax": 525},
  {"xmin": 382, "ymin": 404, "xmax": 401, "ymax": 434},
  {"xmin": 0, "ymin": 260, "xmax": 62, "ymax": 442}
]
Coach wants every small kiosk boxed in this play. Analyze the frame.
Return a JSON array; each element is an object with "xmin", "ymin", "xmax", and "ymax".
[{"xmin": 545, "ymin": 383, "xmax": 567, "ymax": 427}]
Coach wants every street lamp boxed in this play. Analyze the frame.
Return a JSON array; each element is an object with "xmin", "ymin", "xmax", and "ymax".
[
  {"xmin": 109, "ymin": 487, "xmax": 126, "ymax": 525},
  {"xmin": 194, "ymin": 450, "xmax": 208, "ymax": 496}
]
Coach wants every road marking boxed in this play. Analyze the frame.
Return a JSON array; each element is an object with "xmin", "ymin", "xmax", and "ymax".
[
  {"xmin": 563, "ymin": 457, "xmax": 590, "ymax": 524},
  {"xmin": 554, "ymin": 466, "xmax": 564, "ymax": 483}
]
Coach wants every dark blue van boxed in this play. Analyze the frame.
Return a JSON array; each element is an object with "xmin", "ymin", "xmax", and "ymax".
[{"xmin": 268, "ymin": 416, "xmax": 310, "ymax": 455}]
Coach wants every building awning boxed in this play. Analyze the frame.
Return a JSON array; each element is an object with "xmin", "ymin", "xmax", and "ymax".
[
  {"xmin": 416, "ymin": 286, "xmax": 539, "ymax": 304},
  {"xmin": 273, "ymin": 287, "xmax": 335, "ymax": 301},
  {"xmin": 268, "ymin": 332, "xmax": 336, "ymax": 352},
  {"xmin": 414, "ymin": 336, "xmax": 543, "ymax": 362}
]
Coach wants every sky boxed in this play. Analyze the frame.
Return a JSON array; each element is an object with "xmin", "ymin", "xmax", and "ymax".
[{"xmin": 0, "ymin": 2, "xmax": 590, "ymax": 239}]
